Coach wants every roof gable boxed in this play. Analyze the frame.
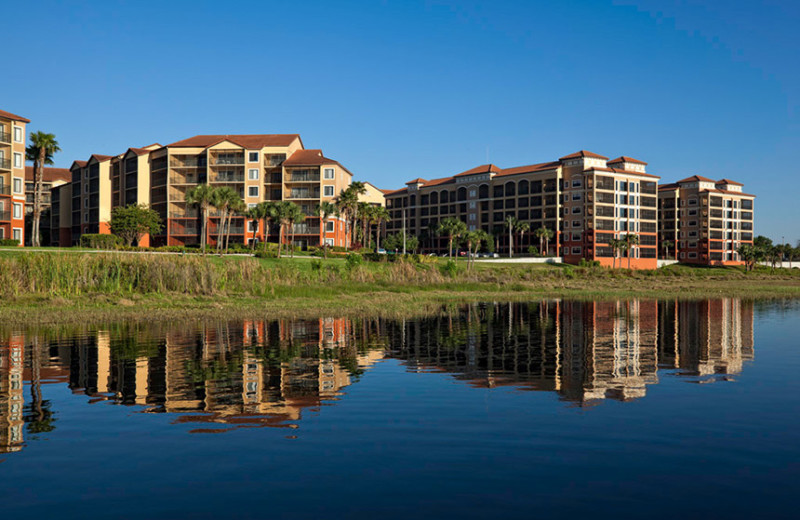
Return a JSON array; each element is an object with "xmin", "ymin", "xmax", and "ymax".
[
  {"xmin": 0, "ymin": 109, "xmax": 30, "ymax": 123},
  {"xmin": 559, "ymin": 150, "xmax": 609, "ymax": 161}
]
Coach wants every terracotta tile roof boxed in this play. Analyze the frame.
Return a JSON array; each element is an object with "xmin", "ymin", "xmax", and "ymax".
[
  {"xmin": 89, "ymin": 154, "xmax": 113, "ymax": 163},
  {"xmin": 382, "ymin": 188, "xmax": 408, "ymax": 196},
  {"xmin": 126, "ymin": 147, "xmax": 152, "ymax": 156},
  {"xmin": 166, "ymin": 134, "xmax": 301, "ymax": 149},
  {"xmin": 716, "ymin": 178, "xmax": 743, "ymax": 186},
  {"xmin": 497, "ymin": 161, "xmax": 560, "ymax": 177},
  {"xmin": 25, "ymin": 166, "xmax": 71, "ymax": 183},
  {"xmin": 421, "ymin": 176, "xmax": 455, "ymax": 188},
  {"xmin": 587, "ymin": 167, "xmax": 660, "ymax": 179},
  {"xmin": 0, "ymin": 109, "xmax": 30, "ymax": 123},
  {"xmin": 453, "ymin": 164, "xmax": 502, "ymax": 177},
  {"xmin": 658, "ymin": 183, "xmax": 679, "ymax": 191},
  {"xmin": 283, "ymin": 149, "xmax": 353, "ymax": 176},
  {"xmin": 405, "ymin": 178, "xmax": 428, "ymax": 185},
  {"xmin": 607, "ymin": 156, "xmax": 648, "ymax": 166},
  {"xmin": 71, "ymin": 160, "xmax": 87, "ymax": 169},
  {"xmin": 559, "ymin": 150, "xmax": 609, "ymax": 161},
  {"xmin": 677, "ymin": 175, "xmax": 716, "ymax": 183}
]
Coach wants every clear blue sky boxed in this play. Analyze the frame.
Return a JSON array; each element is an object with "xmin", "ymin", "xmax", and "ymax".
[{"xmin": 3, "ymin": 0, "xmax": 798, "ymax": 243}]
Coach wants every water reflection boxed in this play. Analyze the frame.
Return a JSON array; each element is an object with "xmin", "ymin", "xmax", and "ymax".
[{"xmin": 0, "ymin": 299, "xmax": 754, "ymax": 453}]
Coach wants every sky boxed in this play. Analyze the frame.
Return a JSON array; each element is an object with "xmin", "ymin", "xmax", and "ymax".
[{"xmin": 3, "ymin": 0, "xmax": 798, "ymax": 243}]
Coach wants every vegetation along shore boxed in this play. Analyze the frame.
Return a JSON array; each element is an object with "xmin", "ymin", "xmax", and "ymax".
[{"xmin": 1, "ymin": 249, "xmax": 799, "ymax": 326}]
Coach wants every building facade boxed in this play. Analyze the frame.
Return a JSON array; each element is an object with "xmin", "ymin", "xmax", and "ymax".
[
  {"xmin": 384, "ymin": 150, "xmax": 660, "ymax": 268},
  {"xmin": 0, "ymin": 109, "xmax": 29, "ymax": 245},
  {"xmin": 658, "ymin": 176, "xmax": 755, "ymax": 265},
  {"xmin": 24, "ymin": 166, "xmax": 70, "ymax": 245}
]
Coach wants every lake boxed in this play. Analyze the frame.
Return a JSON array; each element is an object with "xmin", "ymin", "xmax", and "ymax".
[{"xmin": 1, "ymin": 298, "xmax": 798, "ymax": 518}]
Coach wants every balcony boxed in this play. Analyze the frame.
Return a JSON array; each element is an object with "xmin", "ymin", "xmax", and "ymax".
[
  {"xmin": 170, "ymin": 174, "xmax": 203, "ymax": 185},
  {"xmin": 0, "ymin": 184, "xmax": 10, "ymax": 196},
  {"xmin": 209, "ymin": 172, "xmax": 244, "ymax": 183},
  {"xmin": 211, "ymin": 153, "xmax": 244, "ymax": 166},
  {"xmin": 0, "ymin": 131, "xmax": 10, "ymax": 144},
  {"xmin": 170, "ymin": 224, "xmax": 198, "ymax": 235},
  {"xmin": 0, "ymin": 210, "xmax": 10, "ymax": 221},
  {"xmin": 286, "ymin": 190, "xmax": 320, "ymax": 200},
  {"xmin": 170, "ymin": 157, "xmax": 206, "ymax": 168},
  {"xmin": 292, "ymin": 225, "xmax": 320, "ymax": 235},
  {"xmin": 286, "ymin": 173, "xmax": 321, "ymax": 183},
  {"xmin": 170, "ymin": 210, "xmax": 199, "ymax": 219},
  {"xmin": 0, "ymin": 158, "xmax": 10, "ymax": 170}
]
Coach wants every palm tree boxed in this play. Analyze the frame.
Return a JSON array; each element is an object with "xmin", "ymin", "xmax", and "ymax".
[
  {"xmin": 609, "ymin": 238, "xmax": 620, "ymax": 268},
  {"xmin": 315, "ymin": 201, "xmax": 339, "ymax": 258},
  {"xmin": 623, "ymin": 233, "xmax": 639, "ymax": 269},
  {"xmin": 505, "ymin": 215, "xmax": 518, "ymax": 258},
  {"xmin": 245, "ymin": 204, "xmax": 267, "ymax": 251},
  {"xmin": 662, "ymin": 240, "xmax": 674, "ymax": 260},
  {"xmin": 210, "ymin": 186, "xmax": 238, "ymax": 252},
  {"xmin": 26, "ymin": 132, "xmax": 61, "ymax": 247},
  {"xmin": 226, "ymin": 197, "xmax": 246, "ymax": 253},
  {"xmin": 516, "ymin": 221, "xmax": 530, "ymax": 256},
  {"xmin": 437, "ymin": 217, "xmax": 467, "ymax": 258},
  {"xmin": 185, "ymin": 184, "xmax": 216, "ymax": 255},
  {"xmin": 534, "ymin": 226, "xmax": 554, "ymax": 257},
  {"xmin": 285, "ymin": 202, "xmax": 305, "ymax": 258},
  {"xmin": 370, "ymin": 206, "xmax": 389, "ymax": 251},
  {"xmin": 272, "ymin": 201, "xmax": 293, "ymax": 258},
  {"xmin": 260, "ymin": 201, "xmax": 278, "ymax": 251},
  {"xmin": 464, "ymin": 229, "xmax": 489, "ymax": 271},
  {"xmin": 335, "ymin": 182, "xmax": 367, "ymax": 250},
  {"xmin": 356, "ymin": 201, "xmax": 372, "ymax": 249}
]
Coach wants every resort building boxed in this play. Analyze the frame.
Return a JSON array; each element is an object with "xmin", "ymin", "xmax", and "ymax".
[
  {"xmin": 24, "ymin": 166, "xmax": 70, "ymax": 245},
  {"xmin": 658, "ymin": 176, "xmax": 755, "ymax": 265},
  {"xmin": 0, "ymin": 109, "xmax": 29, "ymax": 245},
  {"xmin": 384, "ymin": 150, "xmax": 660, "ymax": 268},
  {"xmin": 53, "ymin": 134, "xmax": 361, "ymax": 249},
  {"xmin": 50, "ymin": 182, "xmax": 72, "ymax": 247}
]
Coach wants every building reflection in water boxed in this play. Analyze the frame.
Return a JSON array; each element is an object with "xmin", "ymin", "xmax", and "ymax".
[{"xmin": 0, "ymin": 299, "xmax": 754, "ymax": 453}]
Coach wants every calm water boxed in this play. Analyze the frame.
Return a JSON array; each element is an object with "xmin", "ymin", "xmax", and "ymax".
[{"xmin": 1, "ymin": 299, "xmax": 799, "ymax": 518}]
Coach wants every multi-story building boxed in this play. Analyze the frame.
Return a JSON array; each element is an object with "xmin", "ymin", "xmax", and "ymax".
[
  {"xmin": 24, "ymin": 166, "xmax": 70, "ymax": 245},
  {"xmin": 384, "ymin": 150, "xmax": 660, "ymax": 268},
  {"xmin": 0, "ymin": 109, "xmax": 29, "ymax": 245},
  {"xmin": 658, "ymin": 176, "xmax": 755, "ymax": 265},
  {"xmin": 50, "ymin": 182, "xmax": 72, "ymax": 246},
  {"xmin": 149, "ymin": 135, "xmax": 353, "ymax": 248}
]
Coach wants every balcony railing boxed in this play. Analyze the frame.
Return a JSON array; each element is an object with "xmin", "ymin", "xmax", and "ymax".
[
  {"xmin": 287, "ymin": 173, "xmax": 320, "ymax": 182},
  {"xmin": 0, "ymin": 211, "xmax": 10, "ymax": 221},
  {"xmin": 0, "ymin": 158, "xmax": 11, "ymax": 170},
  {"xmin": 170, "ymin": 158, "xmax": 206, "ymax": 168},
  {"xmin": 286, "ymin": 191, "xmax": 320, "ymax": 200},
  {"xmin": 170, "ymin": 175, "xmax": 203, "ymax": 185},
  {"xmin": 292, "ymin": 225, "xmax": 320, "ymax": 234},
  {"xmin": 209, "ymin": 173, "xmax": 245, "ymax": 183},
  {"xmin": 170, "ymin": 226, "xmax": 198, "ymax": 235},
  {"xmin": 212, "ymin": 155, "xmax": 244, "ymax": 166},
  {"xmin": 170, "ymin": 211, "xmax": 199, "ymax": 219},
  {"xmin": 0, "ymin": 185, "xmax": 10, "ymax": 196},
  {"xmin": 0, "ymin": 131, "xmax": 11, "ymax": 144}
]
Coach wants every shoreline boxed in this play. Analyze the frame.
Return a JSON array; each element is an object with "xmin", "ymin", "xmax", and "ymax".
[{"xmin": 3, "ymin": 277, "xmax": 800, "ymax": 327}]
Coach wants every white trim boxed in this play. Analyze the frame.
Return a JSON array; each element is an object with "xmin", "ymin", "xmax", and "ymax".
[
  {"xmin": 13, "ymin": 126, "xmax": 23, "ymax": 143},
  {"xmin": 247, "ymin": 186, "xmax": 259, "ymax": 198},
  {"xmin": 323, "ymin": 185, "xmax": 334, "ymax": 197},
  {"xmin": 248, "ymin": 168, "xmax": 259, "ymax": 180},
  {"xmin": 13, "ymin": 152, "xmax": 23, "ymax": 169},
  {"xmin": 323, "ymin": 168, "xmax": 335, "ymax": 180}
]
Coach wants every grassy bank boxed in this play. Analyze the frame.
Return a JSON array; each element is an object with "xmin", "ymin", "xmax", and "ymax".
[{"xmin": 1, "ymin": 251, "xmax": 799, "ymax": 325}]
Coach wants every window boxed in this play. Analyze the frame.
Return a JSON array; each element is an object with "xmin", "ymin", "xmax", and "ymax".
[
  {"xmin": 83, "ymin": 213, "xmax": 89, "ymax": 223},
  {"xmin": 572, "ymin": 179, "xmax": 582, "ymax": 187},
  {"xmin": 572, "ymin": 207, "xmax": 581, "ymax": 214},
  {"xmin": 323, "ymin": 168, "xmax": 335, "ymax": 180},
  {"xmin": 13, "ymin": 178, "xmax": 22, "ymax": 193},
  {"xmin": 248, "ymin": 169, "xmax": 259, "ymax": 180},
  {"xmin": 572, "ymin": 247, "xmax": 582, "ymax": 254},
  {"xmin": 572, "ymin": 193, "xmax": 582, "ymax": 201},
  {"xmin": 468, "ymin": 201, "xmax": 476, "ymax": 209},
  {"xmin": 247, "ymin": 221, "xmax": 257, "ymax": 232},
  {"xmin": 0, "ymin": 228, "xmax": 3, "ymax": 239},
  {"xmin": 469, "ymin": 214, "xmax": 476, "ymax": 221},
  {"xmin": 248, "ymin": 186, "xmax": 259, "ymax": 198},
  {"xmin": 325, "ymin": 221, "xmax": 335, "ymax": 232},
  {"xmin": 248, "ymin": 152, "xmax": 259, "ymax": 162},
  {"xmin": 13, "ymin": 203, "xmax": 22, "ymax": 219},
  {"xmin": 323, "ymin": 185, "xmax": 334, "ymax": 197},
  {"xmin": 13, "ymin": 153, "xmax": 22, "ymax": 168},
  {"xmin": 469, "ymin": 189, "xmax": 476, "ymax": 198},
  {"xmin": 247, "ymin": 203, "xmax": 257, "ymax": 209},
  {"xmin": 84, "ymin": 199, "xmax": 88, "ymax": 208},
  {"xmin": 572, "ymin": 233, "xmax": 582, "ymax": 241},
  {"xmin": 13, "ymin": 228, "xmax": 21, "ymax": 241},
  {"xmin": 13, "ymin": 127, "xmax": 22, "ymax": 143},
  {"xmin": 324, "ymin": 238, "xmax": 334, "ymax": 246},
  {"xmin": 572, "ymin": 220, "xmax": 581, "ymax": 228}
]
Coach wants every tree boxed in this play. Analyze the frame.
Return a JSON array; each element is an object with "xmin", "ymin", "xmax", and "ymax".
[
  {"xmin": 609, "ymin": 238, "xmax": 621, "ymax": 269},
  {"xmin": 335, "ymin": 182, "xmax": 367, "ymax": 250},
  {"xmin": 315, "ymin": 201, "xmax": 339, "ymax": 258},
  {"xmin": 26, "ymin": 132, "xmax": 61, "ymax": 247},
  {"xmin": 285, "ymin": 202, "xmax": 305, "ymax": 258},
  {"xmin": 516, "ymin": 221, "xmax": 530, "ymax": 256},
  {"xmin": 109, "ymin": 204, "xmax": 162, "ymax": 246},
  {"xmin": 385, "ymin": 232, "xmax": 418, "ymax": 253},
  {"xmin": 437, "ymin": 217, "xmax": 467, "ymax": 258},
  {"xmin": 185, "ymin": 184, "xmax": 216, "ymax": 255},
  {"xmin": 615, "ymin": 238, "xmax": 630, "ymax": 269},
  {"xmin": 272, "ymin": 201, "xmax": 293, "ymax": 258},
  {"xmin": 225, "ymin": 198, "xmax": 246, "ymax": 253},
  {"xmin": 535, "ymin": 226, "xmax": 554, "ymax": 257},
  {"xmin": 356, "ymin": 202, "xmax": 373, "ymax": 248},
  {"xmin": 370, "ymin": 206, "xmax": 389, "ymax": 251},
  {"xmin": 464, "ymin": 229, "xmax": 489, "ymax": 271},
  {"xmin": 245, "ymin": 204, "xmax": 269, "ymax": 251},
  {"xmin": 737, "ymin": 244, "xmax": 758, "ymax": 272},
  {"xmin": 505, "ymin": 215, "xmax": 518, "ymax": 258},
  {"xmin": 210, "ymin": 186, "xmax": 238, "ymax": 252},
  {"xmin": 622, "ymin": 233, "xmax": 640, "ymax": 269}
]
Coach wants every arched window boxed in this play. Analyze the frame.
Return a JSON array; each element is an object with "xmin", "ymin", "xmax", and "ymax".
[
  {"xmin": 505, "ymin": 182, "xmax": 516, "ymax": 197},
  {"xmin": 457, "ymin": 187, "xmax": 467, "ymax": 201},
  {"xmin": 479, "ymin": 184, "xmax": 489, "ymax": 199},
  {"xmin": 430, "ymin": 191, "xmax": 438, "ymax": 204},
  {"xmin": 518, "ymin": 180, "xmax": 529, "ymax": 195},
  {"xmin": 410, "ymin": 194, "xmax": 416, "ymax": 206}
]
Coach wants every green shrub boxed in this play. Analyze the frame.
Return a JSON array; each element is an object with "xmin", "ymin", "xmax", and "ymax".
[
  {"xmin": 80, "ymin": 234, "xmax": 121, "ymax": 249},
  {"xmin": 310, "ymin": 259, "xmax": 323, "ymax": 272},
  {"xmin": 0, "ymin": 239, "xmax": 20, "ymax": 247},
  {"xmin": 345, "ymin": 253, "xmax": 363, "ymax": 270},
  {"xmin": 527, "ymin": 246, "xmax": 539, "ymax": 256},
  {"xmin": 254, "ymin": 250, "xmax": 277, "ymax": 259},
  {"xmin": 563, "ymin": 266, "xmax": 577, "ymax": 279},
  {"xmin": 440, "ymin": 259, "xmax": 459, "ymax": 278}
]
